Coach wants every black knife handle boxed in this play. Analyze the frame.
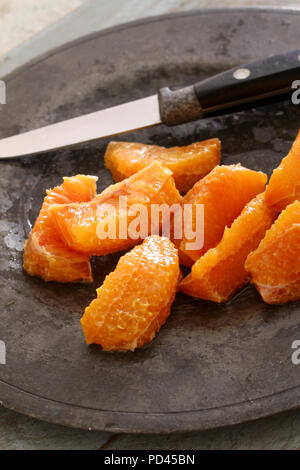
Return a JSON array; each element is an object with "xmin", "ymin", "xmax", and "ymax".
[{"xmin": 159, "ymin": 49, "xmax": 300, "ymax": 126}]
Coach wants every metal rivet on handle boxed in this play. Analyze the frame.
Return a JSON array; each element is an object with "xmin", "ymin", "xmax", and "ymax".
[{"xmin": 233, "ymin": 68, "xmax": 251, "ymax": 80}]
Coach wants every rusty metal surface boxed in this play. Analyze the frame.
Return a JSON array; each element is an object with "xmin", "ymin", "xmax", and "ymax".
[{"xmin": 0, "ymin": 9, "xmax": 300, "ymax": 433}]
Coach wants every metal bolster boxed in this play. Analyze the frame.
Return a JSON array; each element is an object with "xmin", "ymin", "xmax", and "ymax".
[{"xmin": 158, "ymin": 86, "xmax": 203, "ymax": 126}]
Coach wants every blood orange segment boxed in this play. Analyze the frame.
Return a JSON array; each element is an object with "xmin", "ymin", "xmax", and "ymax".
[
  {"xmin": 180, "ymin": 193, "xmax": 277, "ymax": 303},
  {"xmin": 23, "ymin": 175, "xmax": 97, "ymax": 283},
  {"xmin": 265, "ymin": 130, "xmax": 300, "ymax": 211},
  {"xmin": 245, "ymin": 201, "xmax": 300, "ymax": 304},
  {"xmin": 105, "ymin": 139, "xmax": 221, "ymax": 194},
  {"xmin": 80, "ymin": 236, "xmax": 180, "ymax": 351},
  {"xmin": 177, "ymin": 165, "xmax": 268, "ymax": 267},
  {"xmin": 50, "ymin": 162, "xmax": 181, "ymax": 256}
]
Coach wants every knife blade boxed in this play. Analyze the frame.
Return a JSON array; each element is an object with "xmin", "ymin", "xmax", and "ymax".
[
  {"xmin": 0, "ymin": 95, "xmax": 161, "ymax": 159},
  {"xmin": 0, "ymin": 49, "xmax": 299, "ymax": 159}
]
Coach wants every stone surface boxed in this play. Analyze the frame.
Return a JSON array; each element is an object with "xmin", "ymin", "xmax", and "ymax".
[
  {"xmin": 0, "ymin": 0, "xmax": 86, "ymax": 56},
  {"xmin": 0, "ymin": 407, "xmax": 109, "ymax": 450},
  {"xmin": 0, "ymin": 0, "xmax": 300, "ymax": 451}
]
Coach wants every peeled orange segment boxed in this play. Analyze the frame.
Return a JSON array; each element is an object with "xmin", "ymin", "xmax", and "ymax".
[
  {"xmin": 80, "ymin": 236, "xmax": 180, "ymax": 351},
  {"xmin": 180, "ymin": 193, "xmax": 277, "ymax": 303},
  {"xmin": 177, "ymin": 164, "xmax": 268, "ymax": 267},
  {"xmin": 265, "ymin": 130, "xmax": 300, "ymax": 212},
  {"xmin": 245, "ymin": 201, "xmax": 300, "ymax": 304},
  {"xmin": 105, "ymin": 139, "xmax": 221, "ymax": 194},
  {"xmin": 23, "ymin": 175, "xmax": 98, "ymax": 283},
  {"xmin": 51, "ymin": 162, "xmax": 181, "ymax": 256}
]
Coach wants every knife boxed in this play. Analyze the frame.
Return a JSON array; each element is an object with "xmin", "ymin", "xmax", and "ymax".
[{"xmin": 0, "ymin": 49, "xmax": 299, "ymax": 159}]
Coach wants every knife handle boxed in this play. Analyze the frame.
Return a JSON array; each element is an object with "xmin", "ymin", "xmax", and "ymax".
[{"xmin": 159, "ymin": 49, "xmax": 300, "ymax": 126}]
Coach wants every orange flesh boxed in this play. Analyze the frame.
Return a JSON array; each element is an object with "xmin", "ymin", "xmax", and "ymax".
[
  {"xmin": 23, "ymin": 175, "xmax": 98, "ymax": 283},
  {"xmin": 180, "ymin": 193, "xmax": 277, "ymax": 303},
  {"xmin": 50, "ymin": 162, "xmax": 181, "ymax": 256},
  {"xmin": 245, "ymin": 201, "xmax": 300, "ymax": 304},
  {"xmin": 265, "ymin": 130, "xmax": 300, "ymax": 211},
  {"xmin": 104, "ymin": 139, "xmax": 221, "ymax": 194},
  {"xmin": 80, "ymin": 236, "xmax": 180, "ymax": 351},
  {"xmin": 177, "ymin": 165, "xmax": 268, "ymax": 266}
]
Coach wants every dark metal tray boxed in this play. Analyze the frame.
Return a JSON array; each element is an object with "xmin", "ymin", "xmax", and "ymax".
[{"xmin": 1, "ymin": 8, "xmax": 300, "ymax": 433}]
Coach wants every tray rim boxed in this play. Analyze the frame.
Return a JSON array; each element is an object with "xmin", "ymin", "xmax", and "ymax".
[
  {"xmin": 1, "ymin": 6, "xmax": 300, "ymax": 433},
  {"xmin": 2, "ymin": 6, "xmax": 300, "ymax": 83},
  {"xmin": 0, "ymin": 376, "xmax": 300, "ymax": 434}
]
